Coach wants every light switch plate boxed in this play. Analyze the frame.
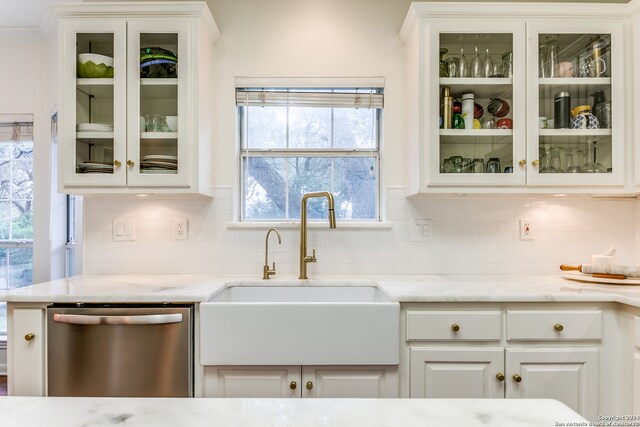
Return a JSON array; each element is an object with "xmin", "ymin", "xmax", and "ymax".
[
  {"xmin": 113, "ymin": 219, "xmax": 135, "ymax": 241},
  {"xmin": 519, "ymin": 218, "xmax": 533, "ymax": 241},
  {"xmin": 411, "ymin": 219, "xmax": 433, "ymax": 242}
]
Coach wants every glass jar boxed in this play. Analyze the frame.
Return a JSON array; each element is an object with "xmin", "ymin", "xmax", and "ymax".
[{"xmin": 439, "ymin": 48, "xmax": 449, "ymax": 77}]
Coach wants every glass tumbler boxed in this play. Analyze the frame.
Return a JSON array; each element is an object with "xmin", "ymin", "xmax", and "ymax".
[{"xmin": 486, "ymin": 158, "xmax": 501, "ymax": 173}]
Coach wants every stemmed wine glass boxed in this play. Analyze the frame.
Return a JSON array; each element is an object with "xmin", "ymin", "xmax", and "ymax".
[
  {"xmin": 457, "ymin": 34, "xmax": 469, "ymax": 78},
  {"xmin": 470, "ymin": 34, "xmax": 483, "ymax": 78},
  {"xmin": 539, "ymin": 144, "xmax": 560, "ymax": 173},
  {"xmin": 580, "ymin": 141, "xmax": 607, "ymax": 173},
  {"xmin": 482, "ymin": 34, "xmax": 494, "ymax": 78}
]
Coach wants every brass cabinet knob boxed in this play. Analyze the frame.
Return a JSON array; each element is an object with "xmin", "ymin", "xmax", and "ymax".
[
  {"xmin": 127, "ymin": 160, "xmax": 134, "ymax": 167},
  {"xmin": 518, "ymin": 159, "xmax": 526, "ymax": 167},
  {"xmin": 451, "ymin": 323, "xmax": 460, "ymax": 332},
  {"xmin": 554, "ymin": 323, "xmax": 564, "ymax": 332},
  {"xmin": 289, "ymin": 381, "xmax": 297, "ymax": 390},
  {"xmin": 306, "ymin": 381, "xmax": 313, "ymax": 390},
  {"xmin": 113, "ymin": 160, "xmax": 121, "ymax": 167},
  {"xmin": 513, "ymin": 374, "xmax": 522, "ymax": 383},
  {"xmin": 496, "ymin": 373, "xmax": 505, "ymax": 382},
  {"xmin": 531, "ymin": 159, "xmax": 540, "ymax": 167},
  {"xmin": 24, "ymin": 333, "xmax": 35, "ymax": 341}
]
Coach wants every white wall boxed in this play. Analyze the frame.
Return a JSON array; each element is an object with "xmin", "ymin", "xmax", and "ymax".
[
  {"xmin": 0, "ymin": 37, "xmax": 66, "ymax": 284},
  {"xmin": 82, "ymin": 0, "xmax": 639, "ymax": 276}
]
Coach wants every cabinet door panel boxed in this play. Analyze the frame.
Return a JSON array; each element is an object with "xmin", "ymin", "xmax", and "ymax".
[
  {"xmin": 61, "ymin": 19, "xmax": 127, "ymax": 187},
  {"xmin": 126, "ymin": 20, "xmax": 191, "ymax": 188},
  {"xmin": 203, "ymin": 366, "xmax": 300, "ymax": 398},
  {"xmin": 633, "ymin": 353, "xmax": 640, "ymax": 415},
  {"xmin": 302, "ymin": 366, "xmax": 398, "ymax": 398},
  {"xmin": 506, "ymin": 348, "xmax": 597, "ymax": 420},
  {"xmin": 10, "ymin": 309, "xmax": 44, "ymax": 396},
  {"xmin": 410, "ymin": 347, "xmax": 504, "ymax": 398},
  {"xmin": 526, "ymin": 21, "xmax": 624, "ymax": 187}
]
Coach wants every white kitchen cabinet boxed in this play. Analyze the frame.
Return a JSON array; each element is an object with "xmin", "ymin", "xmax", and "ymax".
[
  {"xmin": 203, "ymin": 365, "xmax": 398, "ymax": 398},
  {"xmin": 633, "ymin": 316, "xmax": 640, "ymax": 414},
  {"xmin": 8, "ymin": 307, "xmax": 45, "ymax": 396},
  {"xmin": 400, "ymin": 3, "xmax": 631, "ymax": 195},
  {"xmin": 403, "ymin": 306, "xmax": 602, "ymax": 420},
  {"xmin": 204, "ymin": 366, "xmax": 300, "ymax": 398},
  {"xmin": 409, "ymin": 347, "xmax": 505, "ymax": 398},
  {"xmin": 506, "ymin": 348, "xmax": 598, "ymax": 420},
  {"xmin": 53, "ymin": 2, "xmax": 218, "ymax": 196}
]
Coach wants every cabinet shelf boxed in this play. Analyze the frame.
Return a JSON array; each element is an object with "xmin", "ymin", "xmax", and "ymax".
[
  {"xmin": 539, "ymin": 129, "xmax": 611, "ymax": 137},
  {"xmin": 140, "ymin": 132, "xmax": 178, "ymax": 139},
  {"xmin": 440, "ymin": 129, "xmax": 513, "ymax": 137},
  {"xmin": 76, "ymin": 131, "xmax": 114, "ymax": 140},
  {"xmin": 440, "ymin": 78, "xmax": 513, "ymax": 99}
]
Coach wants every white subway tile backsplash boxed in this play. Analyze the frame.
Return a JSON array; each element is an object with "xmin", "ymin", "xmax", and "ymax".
[{"xmin": 81, "ymin": 187, "xmax": 640, "ymax": 276}]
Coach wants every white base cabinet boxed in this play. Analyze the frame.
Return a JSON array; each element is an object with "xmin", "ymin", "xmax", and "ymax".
[
  {"xmin": 505, "ymin": 348, "xmax": 598, "ymax": 420},
  {"xmin": 410, "ymin": 347, "xmax": 504, "ymax": 398},
  {"xmin": 204, "ymin": 366, "xmax": 399, "ymax": 398},
  {"xmin": 7, "ymin": 307, "xmax": 45, "ymax": 396},
  {"xmin": 404, "ymin": 305, "xmax": 603, "ymax": 420}
]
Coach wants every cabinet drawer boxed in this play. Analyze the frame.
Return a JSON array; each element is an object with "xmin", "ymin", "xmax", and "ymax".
[
  {"xmin": 406, "ymin": 311, "xmax": 501, "ymax": 341},
  {"xmin": 507, "ymin": 310, "xmax": 602, "ymax": 341}
]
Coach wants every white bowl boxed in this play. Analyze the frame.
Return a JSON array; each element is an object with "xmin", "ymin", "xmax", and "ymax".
[
  {"xmin": 78, "ymin": 53, "xmax": 113, "ymax": 67},
  {"xmin": 165, "ymin": 116, "xmax": 178, "ymax": 132}
]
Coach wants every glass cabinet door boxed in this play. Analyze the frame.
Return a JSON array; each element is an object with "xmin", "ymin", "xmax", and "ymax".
[
  {"xmin": 526, "ymin": 22, "xmax": 623, "ymax": 186},
  {"xmin": 428, "ymin": 21, "xmax": 526, "ymax": 186},
  {"xmin": 61, "ymin": 20, "xmax": 127, "ymax": 187},
  {"xmin": 126, "ymin": 20, "xmax": 191, "ymax": 187}
]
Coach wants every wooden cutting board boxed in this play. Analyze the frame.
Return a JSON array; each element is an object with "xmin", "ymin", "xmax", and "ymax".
[{"xmin": 562, "ymin": 271, "xmax": 640, "ymax": 285}]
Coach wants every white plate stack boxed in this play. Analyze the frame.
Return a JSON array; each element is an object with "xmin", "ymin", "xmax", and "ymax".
[
  {"xmin": 140, "ymin": 154, "xmax": 177, "ymax": 174},
  {"xmin": 76, "ymin": 123, "xmax": 114, "ymax": 132},
  {"xmin": 78, "ymin": 161, "xmax": 114, "ymax": 174}
]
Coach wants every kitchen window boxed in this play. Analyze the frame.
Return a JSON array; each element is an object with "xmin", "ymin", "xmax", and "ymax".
[
  {"xmin": 237, "ymin": 87, "xmax": 383, "ymax": 222},
  {"xmin": 0, "ymin": 117, "xmax": 33, "ymax": 338}
]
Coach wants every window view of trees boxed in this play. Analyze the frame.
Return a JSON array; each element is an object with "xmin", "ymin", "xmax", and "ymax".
[
  {"xmin": 0, "ymin": 126, "xmax": 34, "ymax": 335},
  {"xmin": 241, "ymin": 101, "xmax": 380, "ymax": 221}
]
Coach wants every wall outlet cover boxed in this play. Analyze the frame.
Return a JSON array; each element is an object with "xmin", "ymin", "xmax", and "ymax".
[
  {"xmin": 519, "ymin": 219, "xmax": 533, "ymax": 241},
  {"xmin": 173, "ymin": 218, "xmax": 188, "ymax": 240}
]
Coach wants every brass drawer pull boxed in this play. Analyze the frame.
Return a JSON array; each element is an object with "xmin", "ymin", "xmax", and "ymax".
[
  {"xmin": 289, "ymin": 381, "xmax": 297, "ymax": 390},
  {"xmin": 513, "ymin": 374, "xmax": 522, "ymax": 383},
  {"xmin": 24, "ymin": 333, "xmax": 35, "ymax": 341},
  {"xmin": 306, "ymin": 381, "xmax": 313, "ymax": 390},
  {"xmin": 451, "ymin": 323, "xmax": 460, "ymax": 332},
  {"xmin": 496, "ymin": 373, "xmax": 505, "ymax": 382},
  {"xmin": 554, "ymin": 323, "xmax": 564, "ymax": 332}
]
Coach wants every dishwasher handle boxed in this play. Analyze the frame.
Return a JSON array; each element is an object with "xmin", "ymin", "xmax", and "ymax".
[{"xmin": 52, "ymin": 313, "xmax": 183, "ymax": 325}]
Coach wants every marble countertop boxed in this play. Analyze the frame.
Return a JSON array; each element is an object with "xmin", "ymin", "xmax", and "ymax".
[
  {"xmin": 2, "ymin": 273, "xmax": 640, "ymax": 308},
  {"xmin": 0, "ymin": 397, "xmax": 587, "ymax": 427}
]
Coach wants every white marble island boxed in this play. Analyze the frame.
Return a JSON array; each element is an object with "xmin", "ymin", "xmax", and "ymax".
[{"xmin": 0, "ymin": 397, "xmax": 587, "ymax": 427}]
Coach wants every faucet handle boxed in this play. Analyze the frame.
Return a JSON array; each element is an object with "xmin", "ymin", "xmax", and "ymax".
[{"xmin": 310, "ymin": 248, "xmax": 317, "ymax": 262}]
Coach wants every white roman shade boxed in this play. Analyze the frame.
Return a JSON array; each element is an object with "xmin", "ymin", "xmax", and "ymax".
[{"xmin": 235, "ymin": 89, "xmax": 384, "ymax": 109}]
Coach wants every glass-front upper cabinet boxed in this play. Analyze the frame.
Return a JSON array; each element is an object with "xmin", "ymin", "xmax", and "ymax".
[
  {"xmin": 126, "ymin": 21, "xmax": 190, "ymax": 187},
  {"xmin": 526, "ymin": 22, "xmax": 624, "ymax": 186},
  {"xmin": 61, "ymin": 20, "xmax": 127, "ymax": 187},
  {"xmin": 428, "ymin": 21, "xmax": 526, "ymax": 186}
]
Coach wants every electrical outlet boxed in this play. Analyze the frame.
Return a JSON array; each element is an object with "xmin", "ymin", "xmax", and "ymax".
[
  {"xmin": 173, "ymin": 218, "xmax": 188, "ymax": 240},
  {"xmin": 519, "ymin": 219, "xmax": 533, "ymax": 241},
  {"xmin": 410, "ymin": 219, "xmax": 433, "ymax": 242}
]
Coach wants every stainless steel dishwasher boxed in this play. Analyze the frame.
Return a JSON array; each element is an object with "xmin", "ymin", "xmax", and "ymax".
[{"xmin": 47, "ymin": 303, "xmax": 193, "ymax": 397}]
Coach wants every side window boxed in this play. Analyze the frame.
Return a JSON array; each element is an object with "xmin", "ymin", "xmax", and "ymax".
[
  {"xmin": 237, "ymin": 88, "xmax": 383, "ymax": 221},
  {"xmin": 0, "ymin": 117, "xmax": 34, "ymax": 338}
]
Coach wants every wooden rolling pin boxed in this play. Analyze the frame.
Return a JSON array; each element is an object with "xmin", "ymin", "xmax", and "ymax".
[{"xmin": 560, "ymin": 264, "xmax": 627, "ymax": 280}]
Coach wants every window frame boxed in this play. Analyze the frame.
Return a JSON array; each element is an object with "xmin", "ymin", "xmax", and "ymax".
[
  {"xmin": 237, "ymin": 87, "xmax": 383, "ymax": 223},
  {"xmin": 0, "ymin": 118, "xmax": 34, "ymax": 340}
]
